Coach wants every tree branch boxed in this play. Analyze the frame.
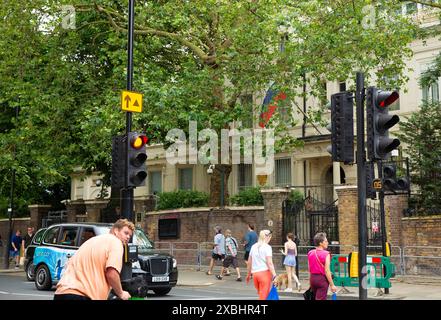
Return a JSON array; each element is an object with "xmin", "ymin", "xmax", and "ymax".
[{"xmin": 94, "ymin": 5, "xmax": 213, "ymax": 65}]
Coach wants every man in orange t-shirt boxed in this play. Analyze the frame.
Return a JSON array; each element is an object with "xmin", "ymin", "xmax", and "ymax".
[{"xmin": 53, "ymin": 219, "xmax": 134, "ymax": 300}]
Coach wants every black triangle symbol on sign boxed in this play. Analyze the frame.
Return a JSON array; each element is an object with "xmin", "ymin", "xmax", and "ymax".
[{"xmin": 133, "ymin": 100, "xmax": 139, "ymax": 107}]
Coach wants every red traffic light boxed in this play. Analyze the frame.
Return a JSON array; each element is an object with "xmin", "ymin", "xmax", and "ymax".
[
  {"xmin": 378, "ymin": 90, "xmax": 399, "ymax": 108},
  {"xmin": 130, "ymin": 134, "xmax": 148, "ymax": 149}
]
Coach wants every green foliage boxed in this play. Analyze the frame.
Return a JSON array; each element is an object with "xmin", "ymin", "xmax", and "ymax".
[
  {"xmin": 156, "ymin": 190, "xmax": 209, "ymax": 210},
  {"xmin": 230, "ymin": 187, "xmax": 263, "ymax": 206},
  {"xmin": 0, "ymin": 0, "xmax": 420, "ymax": 209},
  {"xmin": 396, "ymin": 101, "xmax": 441, "ymax": 210},
  {"xmin": 288, "ymin": 189, "xmax": 305, "ymax": 205}
]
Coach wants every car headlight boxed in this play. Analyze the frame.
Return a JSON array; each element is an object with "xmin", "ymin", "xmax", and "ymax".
[{"xmin": 173, "ymin": 258, "xmax": 177, "ymax": 268}]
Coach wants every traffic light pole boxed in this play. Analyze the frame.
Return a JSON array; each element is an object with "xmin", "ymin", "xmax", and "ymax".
[
  {"xmin": 122, "ymin": 0, "xmax": 135, "ymax": 221},
  {"xmin": 356, "ymin": 72, "xmax": 368, "ymax": 300},
  {"xmin": 378, "ymin": 161, "xmax": 389, "ymax": 294}
]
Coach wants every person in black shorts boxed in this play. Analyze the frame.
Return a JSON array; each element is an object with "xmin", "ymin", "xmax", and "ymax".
[{"xmin": 206, "ymin": 226, "xmax": 230, "ymax": 276}]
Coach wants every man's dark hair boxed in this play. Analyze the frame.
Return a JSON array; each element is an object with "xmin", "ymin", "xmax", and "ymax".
[{"xmin": 248, "ymin": 223, "xmax": 255, "ymax": 230}]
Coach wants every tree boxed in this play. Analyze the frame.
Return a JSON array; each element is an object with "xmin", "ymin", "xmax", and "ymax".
[
  {"xmin": 0, "ymin": 0, "xmax": 419, "ymax": 210},
  {"xmin": 396, "ymin": 101, "xmax": 441, "ymax": 210}
]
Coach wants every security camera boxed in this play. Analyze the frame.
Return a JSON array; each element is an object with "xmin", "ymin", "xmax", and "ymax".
[{"xmin": 207, "ymin": 164, "xmax": 215, "ymax": 175}]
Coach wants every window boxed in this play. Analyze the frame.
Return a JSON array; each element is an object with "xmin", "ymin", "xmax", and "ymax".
[
  {"xmin": 43, "ymin": 227, "xmax": 60, "ymax": 245},
  {"xmin": 339, "ymin": 81, "xmax": 346, "ymax": 92},
  {"xmin": 405, "ymin": 2, "xmax": 417, "ymax": 15},
  {"xmin": 32, "ymin": 228, "xmax": 47, "ymax": 245},
  {"xmin": 158, "ymin": 219, "xmax": 180, "ymax": 239},
  {"xmin": 238, "ymin": 163, "xmax": 253, "ymax": 190},
  {"xmin": 78, "ymin": 227, "xmax": 96, "ymax": 246},
  {"xmin": 59, "ymin": 227, "xmax": 79, "ymax": 246},
  {"xmin": 149, "ymin": 171, "xmax": 162, "ymax": 194},
  {"xmin": 275, "ymin": 158, "xmax": 292, "ymax": 186},
  {"xmin": 422, "ymin": 81, "xmax": 439, "ymax": 103},
  {"xmin": 179, "ymin": 168, "xmax": 193, "ymax": 190}
]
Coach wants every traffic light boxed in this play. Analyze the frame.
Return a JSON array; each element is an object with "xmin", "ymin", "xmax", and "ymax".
[
  {"xmin": 366, "ymin": 161, "xmax": 377, "ymax": 199},
  {"xmin": 327, "ymin": 91, "xmax": 354, "ymax": 164},
  {"xmin": 382, "ymin": 163, "xmax": 397, "ymax": 192},
  {"xmin": 127, "ymin": 132, "xmax": 148, "ymax": 187},
  {"xmin": 111, "ymin": 135, "xmax": 125, "ymax": 190},
  {"xmin": 366, "ymin": 87, "xmax": 400, "ymax": 160},
  {"xmin": 381, "ymin": 162, "xmax": 410, "ymax": 193}
]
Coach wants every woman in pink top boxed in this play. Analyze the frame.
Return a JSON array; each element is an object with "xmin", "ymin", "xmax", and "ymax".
[{"xmin": 307, "ymin": 232, "xmax": 337, "ymax": 300}]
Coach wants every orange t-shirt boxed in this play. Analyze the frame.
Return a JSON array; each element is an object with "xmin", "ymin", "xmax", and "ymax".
[{"xmin": 55, "ymin": 233, "xmax": 123, "ymax": 300}]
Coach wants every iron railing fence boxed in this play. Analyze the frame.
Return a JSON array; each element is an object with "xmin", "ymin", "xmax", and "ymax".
[{"xmin": 153, "ymin": 242, "xmax": 441, "ymax": 278}]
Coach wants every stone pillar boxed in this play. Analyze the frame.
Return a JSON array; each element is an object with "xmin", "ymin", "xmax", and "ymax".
[
  {"xmin": 261, "ymin": 188, "xmax": 290, "ymax": 246},
  {"xmin": 66, "ymin": 200, "xmax": 86, "ymax": 222},
  {"xmin": 333, "ymin": 162, "xmax": 341, "ymax": 201},
  {"xmin": 335, "ymin": 186, "xmax": 358, "ymax": 254},
  {"xmin": 293, "ymin": 160, "xmax": 304, "ymax": 186},
  {"xmin": 384, "ymin": 194, "xmax": 408, "ymax": 248},
  {"xmin": 28, "ymin": 205, "xmax": 51, "ymax": 230},
  {"xmin": 84, "ymin": 200, "xmax": 109, "ymax": 222}
]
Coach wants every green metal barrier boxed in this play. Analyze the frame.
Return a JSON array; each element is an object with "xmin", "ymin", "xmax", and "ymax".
[{"xmin": 331, "ymin": 254, "xmax": 395, "ymax": 289}]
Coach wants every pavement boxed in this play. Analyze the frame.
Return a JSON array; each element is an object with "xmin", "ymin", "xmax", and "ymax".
[
  {"xmin": 175, "ymin": 267, "xmax": 441, "ymax": 300},
  {"xmin": 2, "ymin": 265, "xmax": 441, "ymax": 300}
]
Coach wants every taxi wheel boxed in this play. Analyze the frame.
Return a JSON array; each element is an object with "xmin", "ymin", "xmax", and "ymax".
[
  {"xmin": 25, "ymin": 261, "xmax": 35, "ymax": 281},
  {"xmin": 35, "ymin": 265, "xmax": 52, "ymax": 291},
  {"xmin": 153, "ymin": 287, "xmax": 171, "ymax": 296}
]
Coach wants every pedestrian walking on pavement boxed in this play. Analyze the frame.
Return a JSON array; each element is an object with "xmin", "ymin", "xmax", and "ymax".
[
  {"xmin": 246, "ymin": 229, "xmax": 277, "ymax": 300},
  {"xmin": 53, "ymin": 219, "xmax": 134, "ymax": 300},
  {"xmin": 9, "ymin": 230, "xmax": 22, "ymax": 269},
  {"xmin": 280, "ymin": 232, "xmax": 301, "ymax": 292},
  {"xmin": 307, "ymin": 232, "xmax": 337, "ymax": 300},
  {"xmin": 216, "ymin": 229, "xmax": 241, "ymax": 281},
  {"xmin": 243, "ymin": 223, "xmax": 258, "ymax": 269},
  {"xmin": 22, "ymin": 226, "xmax": 35, "ymax": 253},
  {"xmin": 206, "ymin": 226, "xmax": 230, "ymax": 276}
]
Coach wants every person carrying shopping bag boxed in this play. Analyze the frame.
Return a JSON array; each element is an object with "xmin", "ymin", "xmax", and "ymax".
[
  {"xmin": 307, "ymin": 232, "xmax": 337, "ymax": 300},
  {"xmin": 246, "ymin": 230, "xmax": 277, "ymax": 300}
]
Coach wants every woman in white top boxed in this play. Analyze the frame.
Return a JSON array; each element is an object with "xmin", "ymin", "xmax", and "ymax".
[{"xmin": 246, "ymin": 230, "xmax": 277, "ymax": 300}]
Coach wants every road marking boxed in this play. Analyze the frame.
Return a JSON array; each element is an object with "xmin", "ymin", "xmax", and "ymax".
[{"xmin": 0, "ymin": 290, "xmax": 52, "ymax": 297}]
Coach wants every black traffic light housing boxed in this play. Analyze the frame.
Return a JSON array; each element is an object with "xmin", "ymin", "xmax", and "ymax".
[
  {"xmin": 382, "ymin": 162, "xmax": 410, "ymax": 193},
  {"xmin": 111, "ymin": 135, "xmax": 125, "ymax": 190},
  {"xmin": 366, "ymin": 161, "xmax": 377, "ymax": 199},
  {"xmin": 327, "ymin": 91, "xmax": 354, "ymax": 164},
  {"xmin": 382, "ymin": 164, "xmax": 397, "ymax": 191},
  {"xmin": 366, "ymin": 87, "xmax": 400, "ymax": 161},
  {"xmin": 127, "ymin": 132, "xmax": 148, "ymax": 187}
]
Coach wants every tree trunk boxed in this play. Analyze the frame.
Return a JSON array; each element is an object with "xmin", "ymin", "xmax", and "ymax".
[{"xmin": 209, "ymin": 164, "xmax": 232, "ymax": 207}]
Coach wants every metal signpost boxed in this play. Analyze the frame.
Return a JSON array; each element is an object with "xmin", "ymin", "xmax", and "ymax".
[{"xmin": 121, "ymin": 0, "xmax": 136, "ymax": 221}]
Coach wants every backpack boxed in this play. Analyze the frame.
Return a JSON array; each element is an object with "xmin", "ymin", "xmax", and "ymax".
[{"xmin": 225, "ymin": 236, "xmax": 238, "ymax": 253}]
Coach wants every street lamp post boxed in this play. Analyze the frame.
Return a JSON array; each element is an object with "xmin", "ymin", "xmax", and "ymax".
[{"xmin": 220, "ymin": 166, "xmax": 225, "ymax": 208}]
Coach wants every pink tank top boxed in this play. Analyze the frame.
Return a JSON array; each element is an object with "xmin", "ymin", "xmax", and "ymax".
[{"xmin": 308, "ymin": 249, "xmax": 329, "ymax": 275}]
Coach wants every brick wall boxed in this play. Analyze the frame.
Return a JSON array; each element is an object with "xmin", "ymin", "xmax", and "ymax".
[
  {"xmin": 143, "ymin": 207, "xmax": 264, "ymax": 244},
  {"xmin": 143, "ymin": 206, "xmax": 264, "ymax": 268},
  {"xmin": 336, "ymin": 186, "xmax": 358, "ymax": 254},
  {"xmin": 402, "ymin": 216, "xmax": 441, "ymax": 247},
  {"xmin": 384, "ymin": 194, "xmax": 407, "ymax": 248},
  {"xmin": 0, "ymin": 218, "xmax": 31, "ymax": 250},
  {"xmin": 261, "ymin": 189, "xmax": 289, "ymax": 246}
]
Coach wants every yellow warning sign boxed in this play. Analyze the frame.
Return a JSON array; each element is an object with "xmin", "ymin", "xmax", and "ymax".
[{"xmin": 121, "ymin": 90, "xmax": 143, "ymax": 113}]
